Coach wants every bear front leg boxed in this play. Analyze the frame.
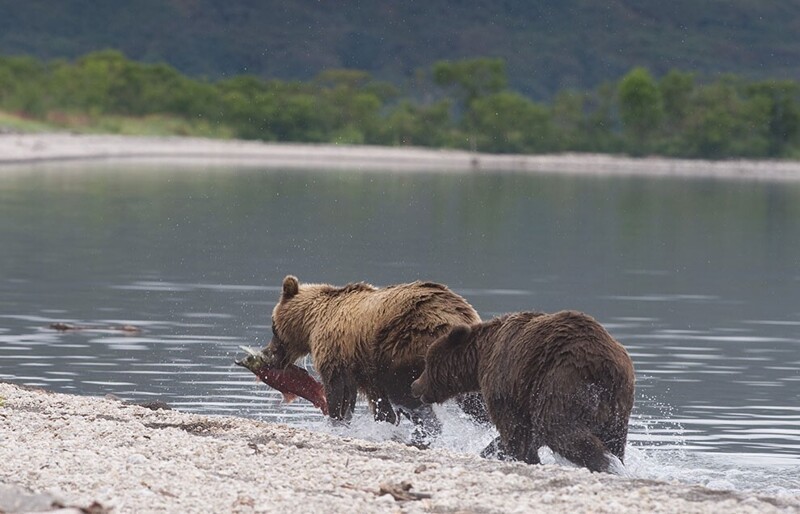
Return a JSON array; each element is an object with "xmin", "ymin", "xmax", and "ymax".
[
  {"xmin": 502, "ymin": 427, "xmax": 539, "ymax": 465},
  {"xmin": 455, "ymin": 392, "xmax": 491, "ymax": 425},
  {"xmin": 486, "ymin": 399, "xmax": 539, "ymax": 465},
  {"xmin": 366, "ymin": 387, "xmax": 397, "ymax": 425},
  {"xmin": 493, "ymin": 410, "xmax": 539, "ymax": 465},
  {"xmin": 323, "ymin": 367, "xmax": 358, "ymax": 422}
]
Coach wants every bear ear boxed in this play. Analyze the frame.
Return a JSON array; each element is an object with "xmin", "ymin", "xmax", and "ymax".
[
  {"xmin": 445, "ymin": 324, "xmax": 471, "ymax": 347},
  {"xmin": 282, "ymin": 275, "xmax": 300, "ymax": 299}
]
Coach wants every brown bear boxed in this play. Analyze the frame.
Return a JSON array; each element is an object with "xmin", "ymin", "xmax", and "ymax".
[
  {"xmin": 410, "ymin": 310, "xmax": 635, "ymax": 472},
  {"xmin": 262, "ymin": 275, "xmax": 483, "ymax": 432}
]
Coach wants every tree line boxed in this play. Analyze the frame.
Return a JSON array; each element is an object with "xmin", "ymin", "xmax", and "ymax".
[{"xmin": 1, "ymin": 50, "xmax": 799, "ymax": 159}]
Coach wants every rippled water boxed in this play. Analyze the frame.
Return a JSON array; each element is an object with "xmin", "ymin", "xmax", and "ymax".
[{"xmin": 1, "ymin": 163, "xmax": 798, "ymax": 496}]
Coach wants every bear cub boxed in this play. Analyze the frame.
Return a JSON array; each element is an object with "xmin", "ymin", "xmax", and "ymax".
[{"xmin": 411, "ymin": 310, "xmax": 635, "ymax": 472}]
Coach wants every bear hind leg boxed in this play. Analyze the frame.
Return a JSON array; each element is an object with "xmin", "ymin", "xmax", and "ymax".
[
  {"xmin": 549, "ymin": 428, "xmax": 610, "ymax": 473},
  {"xmin": 398, "ymin": 404, "xmax": 442, "ymax": 449},
  {"xmin": 597, "ymin": 415, "xmax": 628, "ymax": 464},
  {"xmin": 600, "ymin": 419, "xmax": 629, "ymax": 464}
]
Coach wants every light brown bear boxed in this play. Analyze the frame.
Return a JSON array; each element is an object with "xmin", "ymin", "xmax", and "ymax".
[
  {"xmin": 263, "ymin": 275, "xmax": 483, "ymax": 432},
  {"xmin": 411, "ymin": 310, "xmax": 635, "ymax": 472}
]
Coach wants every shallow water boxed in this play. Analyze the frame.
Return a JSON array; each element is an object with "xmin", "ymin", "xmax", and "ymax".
[{"xmin": 1, "ymin": 163, "xmax": 798, "ymax": 496}]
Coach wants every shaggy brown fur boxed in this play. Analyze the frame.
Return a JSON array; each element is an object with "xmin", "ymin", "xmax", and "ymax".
[
  {"xmin": 411, "ymin": 310, "xmax": 635, "ymax": 472},
  {"xmin": 264, "ymin": 275, "xmax": 481, "ymax": 426}
]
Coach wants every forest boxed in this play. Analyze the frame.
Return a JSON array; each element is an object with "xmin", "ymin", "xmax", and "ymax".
[
  {"xmin": 1, "ymin": 50, "xmax": 799, "ymax": 159},
  {"xmin": 4, "ymin": 1, "xmax": 800, "ymax": 99}
]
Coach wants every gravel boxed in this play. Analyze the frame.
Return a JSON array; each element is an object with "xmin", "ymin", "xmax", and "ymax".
[
  {"xmin": 1, "ymin": 382, "xmax": 797, "ymax": 513},
  {"xmin": 1, "ymin": 133, "xmax": 800, "ymax": 181}
]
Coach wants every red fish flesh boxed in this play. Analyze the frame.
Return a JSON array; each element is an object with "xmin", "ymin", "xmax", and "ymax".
[{"xmin": 236, "ymin": 348, "xmax": 328, "ymax": 415}]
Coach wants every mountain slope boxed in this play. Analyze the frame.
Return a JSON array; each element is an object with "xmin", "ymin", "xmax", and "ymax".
[{"xmin": 0, "ymin": 0, "xmax": 799, "ymax": 98}]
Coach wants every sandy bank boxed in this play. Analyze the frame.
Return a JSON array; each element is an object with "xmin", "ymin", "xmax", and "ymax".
[
  {"xmin": 1, "ymin": 382, "xmax": 797, "ymax": 514},
  {"xmin": 2, "ymin": 133, "xmax": 800, "ymax": 181}
]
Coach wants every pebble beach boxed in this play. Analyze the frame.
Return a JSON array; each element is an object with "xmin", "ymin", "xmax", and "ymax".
[
  {"xmin": 2, "ymin": 132, "xmax": 800, "ymax": 180},
  {"xmin": 2, "ymin": 382, "xmax": 798, "ymax": 513}
]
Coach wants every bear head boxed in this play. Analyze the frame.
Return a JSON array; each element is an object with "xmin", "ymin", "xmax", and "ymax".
[
  {"xmin": 411, "ymin": 324, "xmax": 474, "ymax": 404},
  {"xmin": 263, "ymin": 275, "xmax": 312, "ymax": 369}
]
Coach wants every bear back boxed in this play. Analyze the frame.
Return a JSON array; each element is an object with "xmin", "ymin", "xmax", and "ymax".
[
  {"xmin": 478, "ymin": 310, "xmax": 635, "ymax": 425},
  {"xmin": 272, "ymin": 276, "xmax": 479, "ymax": 371}
]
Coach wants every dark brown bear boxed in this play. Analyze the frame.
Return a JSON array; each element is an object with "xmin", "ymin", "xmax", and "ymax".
[
  {"xmin": 411, "ymin": 310, "xmax": 635, "ymax": 472},
  {"xmin": 263, "ymin": 275, "xmax": 483, "ymax": 431}
]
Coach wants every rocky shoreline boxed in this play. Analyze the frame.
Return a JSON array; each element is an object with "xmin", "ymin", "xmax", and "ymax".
[
  {"xmin": 2, "ymin": 133, "xmax": 800, "ymax": 181},
  {"xmin": 1, "ymin": 382, "xmax": 797, "ymax": 513}
]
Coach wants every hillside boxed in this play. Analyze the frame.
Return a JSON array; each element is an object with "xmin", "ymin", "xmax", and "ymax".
[{"xmin": 1, "ymin": 0, "xmax": 799, "ymax": 98}]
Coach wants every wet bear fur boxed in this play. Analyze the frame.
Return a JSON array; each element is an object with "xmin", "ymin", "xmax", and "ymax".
[
  {"xmin": 411, "ymin": 310, "xmax": 635, "ymax": 472},
  {"xmin": 264, "ymin": 275, "xmax": 482, "ymax": 427}
]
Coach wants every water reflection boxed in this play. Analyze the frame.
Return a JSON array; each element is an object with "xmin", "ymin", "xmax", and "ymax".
[{"xmin": 0, "ymin": 164, "xmax": 798, "ymax": 494}]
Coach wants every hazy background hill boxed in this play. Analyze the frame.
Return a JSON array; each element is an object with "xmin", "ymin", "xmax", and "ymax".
[{"xmin": 1, "ymin": 0, "xmax": 799, "ymax": 98}]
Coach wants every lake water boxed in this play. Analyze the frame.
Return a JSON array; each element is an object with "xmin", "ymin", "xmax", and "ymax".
[{"xmin": 1, "ymin": 162, "xmax": 798, "ymax": 497}]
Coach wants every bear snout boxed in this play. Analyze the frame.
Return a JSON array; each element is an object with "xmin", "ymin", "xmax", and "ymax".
[
  {"xmin": 410, "ymin": 378, "xmax": 428, "ymax": 402},
  {"xmin": 264, "ymin": 341, "xmax": 290, "ymax": 369}
]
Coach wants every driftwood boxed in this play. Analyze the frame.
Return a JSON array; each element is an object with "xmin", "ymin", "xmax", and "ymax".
[
  {"xmin": 49, "ymin": 322, "xmax": 141, "ymax": 333},
  {"xmin": 378, "ymin": 481, "xmax": 432, "ymax": 501}
]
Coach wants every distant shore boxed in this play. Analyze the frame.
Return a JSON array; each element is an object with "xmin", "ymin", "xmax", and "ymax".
[
  {"xmin": 1, "ymin": 382, "xmax": 796, "ymax": 513},
  {"xmin": 2, "ymin": 133, "xmax": 800, "ymax": 181}
]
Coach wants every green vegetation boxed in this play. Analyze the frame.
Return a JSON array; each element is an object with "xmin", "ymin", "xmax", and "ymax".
[{"xmin": 2, "ymin": 50, "xmax": 800, "ymax": 159}]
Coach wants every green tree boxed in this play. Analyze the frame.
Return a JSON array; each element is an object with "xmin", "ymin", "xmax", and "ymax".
[
  {"xmin": 746, "ymin": 80, "xmax": 800, "ymax": 156},
  {"xmin": 312, "ymin": 69, "xmax": 389, "ymax": 144},
  {"xmin": 0, "ymin": 55, "xmax": 49, "ymax": 116},
  {"xmin": 680, "ymin": 79, "xmax": 770, "ymax": 158},
  {"xmin": 550, "ymin": 91, "xmax": 586, "ymax": 150},
  {"xmin": 618, "ymin": 67, "xmax": 664, "ymax": 154},
  {"xmin": 656, "ymin": 69, "xmax": 695, "ymax": 154},
  {"xmin": 216, "ymin": 76, "xmax": 283, "ymax": 140},
  {"xmin": 659, "ymin": 69, "xmax": 694, "ymax": 126},
  {"xmin": 583, "ymin": 82, "xmax": 622, "ymax": 153},
  {"xmin": 466, "ymin": 91, "xmax": 552, "ymax": 153},
  {"xmin": 381, "ymin": 100, "xmax": 454, "ymax": 147},
  {"xmin": 60, "ymin": 50, "xmax": 131, "ymax": 113},
  {"xmin": 432, "ymin": 58, "xmax": 507, "ymax": 107}
]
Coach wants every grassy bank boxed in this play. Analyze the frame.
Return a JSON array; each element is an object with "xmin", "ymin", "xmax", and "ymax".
[{"xmin": 0, "ymin": 110, "xmax": 233, "ymax": 138}]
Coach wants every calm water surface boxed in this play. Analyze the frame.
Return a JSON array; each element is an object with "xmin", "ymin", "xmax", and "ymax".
[{"xmin": 1, "ymin": 163, "xmax": 798, "ymax": 495}]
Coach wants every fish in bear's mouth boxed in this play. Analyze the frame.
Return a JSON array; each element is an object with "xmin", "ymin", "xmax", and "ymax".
[{"xmin": 236, "ymin": 346, "xmax": 328, "ymax": 415}]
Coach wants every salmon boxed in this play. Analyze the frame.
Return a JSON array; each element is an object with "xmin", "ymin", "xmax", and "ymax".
[{"xmin": 236, "ymin": 346, "xmax": 328, "ymax": 415}]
